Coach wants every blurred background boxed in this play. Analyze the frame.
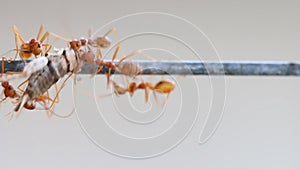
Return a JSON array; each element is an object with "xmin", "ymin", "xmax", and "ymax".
[{"xmin": 0, "ymin": 0, "xmax": 299, "ymax": 168}]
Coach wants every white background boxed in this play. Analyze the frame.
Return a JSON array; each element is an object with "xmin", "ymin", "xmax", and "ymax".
[{"xmin": 0, "ymin": 0, "xmax": 299, "ymax": 168}]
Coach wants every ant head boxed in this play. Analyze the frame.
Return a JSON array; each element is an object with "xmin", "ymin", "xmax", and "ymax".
[
  {"xmin": 29, "ymin": 39, "xmax": 42, "ymax": 56},
  {"xmin": 69, "ymin": 39, "xmax": 82, "ymax": 51},
  {"xmin": 2, "ymin": 81, "xmax": 9, "ymax": 88},
  {"xmin": 95, "ymin": 36, "xmax": 111, "ymax": 48},
  {"xmin": 24, "ymin": 101, "xmax": 36, "ymax": 110},
  {"xmin": 80, "ymin": 38, "xmax": 87, "ymax": 46}
]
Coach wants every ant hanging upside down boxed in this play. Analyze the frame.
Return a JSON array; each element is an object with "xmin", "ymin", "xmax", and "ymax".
[{"xmin": 107, "ymin": 78, "xmax": 176, "ymax": 108}]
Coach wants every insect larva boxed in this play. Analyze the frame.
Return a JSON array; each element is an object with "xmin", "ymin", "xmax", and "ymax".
[{"xmin": 13, "ymin": 47, "xmax": 85, "ymax": 116}]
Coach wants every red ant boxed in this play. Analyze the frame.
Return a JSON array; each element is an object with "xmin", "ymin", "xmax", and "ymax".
[
  {"xmin": 94, "ymin": 41, "xmax": 144, "ymax": 87},
  {"xmin": 110, "ymin": 79, "xmax": 175, "ymax": 107},
  {"xmin": 12, "ymin": 24, "xmax": 51, "ymax": 60}
]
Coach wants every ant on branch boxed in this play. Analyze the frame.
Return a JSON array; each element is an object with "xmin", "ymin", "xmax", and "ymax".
[{"xmin": 110, "ymin": 78, "xmax": 176, "ymax": 107}]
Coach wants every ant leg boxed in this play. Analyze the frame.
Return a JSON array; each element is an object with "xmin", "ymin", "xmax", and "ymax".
[
  {"xmin": 53, "ymin": 84, "xmax": 59, "ymax": 103},
  {"xmin": 49, "ymin": 73, "xmax": 73, "ymax": 109},
  {"xmin": 0, "ymin": 96, "xmax": 8, "ymax": 104},
  {"xmin": 105, "ymin": 28, "xmax": 128, "ymax": 59},
  {"xmin": 40, "ymin": 31, "xmax": 51, "ymax": 54},
  {"xmin": 106, "ymin": 68, "xmax": 112, "ymax": 88},
  {"xmin": 12, "ymin": 25, "xmax": 25, "ymax": 44},
  {"xmin": 36, "ymin": 24, "xmax": 44, "ymax": 42},
  {"xmin": 31, "ymin": 99, "xmax": 53, "ymax": 119},
  {"xmin": 103, "ymin": 28, "xmax": 128, "ymax": 57},
  {"xmin": 39, "ymin": 82, "xmax": 74, "ymax": 119},
  {"xmin": 107, "ymin": 28, "xmax": 128, "ymax": 56},
  {"xmin": 17, "ymin": 79, "xmax": 28, "ymax": 93},
  {"xmin": 104, "ymin": 43, "xmax": 121, "ymax": 87},
  {"xmin": 92, "ymin": 43, "xmax": 121, "ymax": 86},
  {"xmin": 35, "ymin": 93, "xmax": 61, "ymax": 118},
  {"xmin": 96, "ymin": 47, "xmax": 102, "ymax": 59},
  {"xmin": 14, "ymin": 32, "xmax": 19, "ymax": 60},
  {"xmin": 161, "ymin": 93, "xmax": 171, "ymax": 107},
  {"xmin": 153, "ymin": 91, "xmax": 171, "ymax": 108},
  {"xmin": 0, "ymin": 50, "xmax": 18, "ymax": 63},
  {"xmin": 93, "ymin": 65, "xmax": 104, "ymax": 76},
  {"xmin": 152, "ymin": 91, "xmax": 161, "ymax": 108},
  {"xmin": 42, "ymin": 43, "xmax": 52, "ymax": 55},
  {"xmin": 12, "ymin": 25, "xmax": 28, "ymax": 61},
  {"xmin": 45, "ymin": 34, "xmax": 52, "ymax": 54},
  {"xmin": 144, "ymin": 88, "xmax": 150, "ymax": 103},
  {"xmin": 48, "ymin": 32, "xmax": 70, "ymax": 44},
  {"xmin": 116, "ymin": 49, "xmax": 142, "ymax": 66},
  {"xmin": 103, "ymin": 28, "xmax": 117, "ymax": 38},
  {"xmin": 111, "ymin": 42, "xmax": 121, "ymax": 62}
]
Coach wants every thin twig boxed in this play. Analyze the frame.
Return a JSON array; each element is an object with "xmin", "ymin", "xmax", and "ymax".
[{"xmin": 1, "ymin": 60, "xmax": 300, "ymax": 76}]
